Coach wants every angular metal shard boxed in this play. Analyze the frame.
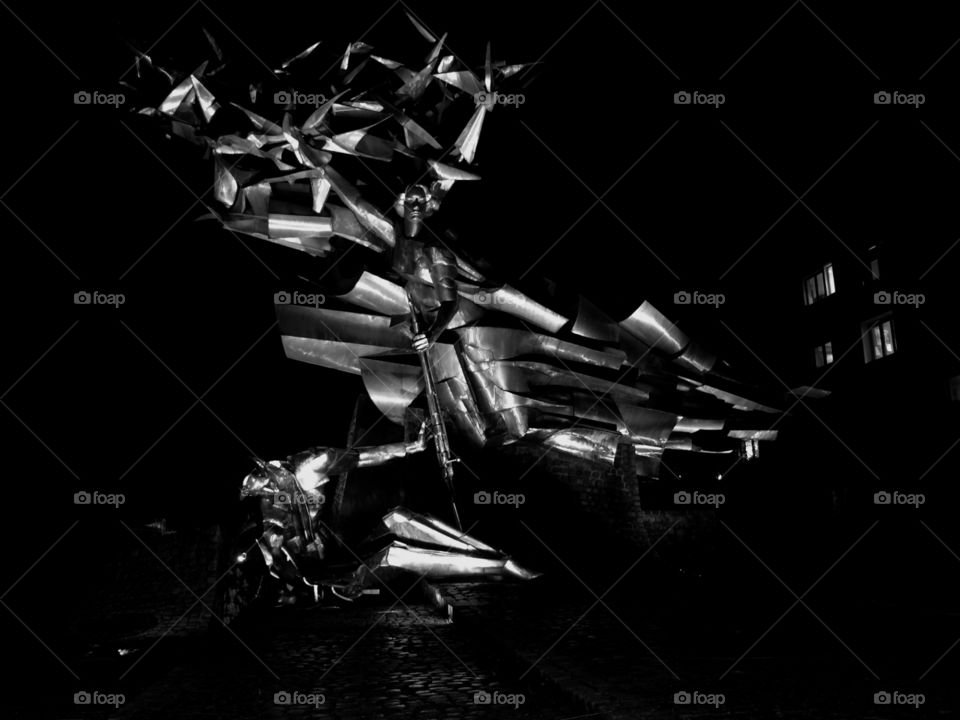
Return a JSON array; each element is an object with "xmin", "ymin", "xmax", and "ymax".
[
  {"xmin": 280, "ymin": 40, "xmax": 321, "ymax": 70},
  {"xmin": 334, "ymin": 272, "xmax": 409, "ymax": 316},
  {"xmin": 454, "ymin": 105, "xmax": 486, "ymax": 164},
  {"xmin": 619, "ymin": 301, "xmax": 690, "ymax": 355},
  {"xmin": 381, "ymin": 508, "xmax": 498, "ymax": 553},
  {"xmin": 213, "ymin": 155, "xmax": 237, "ymax": 207},
  {"xmin": 310, "ymin": 176, "xmax": 332, "ymax": 213},
  {"xmin": 360, "ymin": 359, "xmax": 424, "ymax": 423},
  {"xmin": 459, "ymin": 284, "xmax": 567, "ymax": 332},
  {"xmin": 572, "ymin": 295, "xmax": 620, "ymax": 342},
  {"xmin": 434, "ymin": 70, "xmax": 484, "ymax": 96},
  {"xmin": 365, "ymin": 542, "xmax": 537, "ymax": 580},
  {"xmin": 405, "ymin": 10, "xmax": 437, "ymax": 42}
]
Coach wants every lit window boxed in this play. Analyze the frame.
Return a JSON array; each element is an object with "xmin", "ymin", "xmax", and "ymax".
[
  {"xmin": 863, "ymin": 318, "xmax": 896, "ymax": 363},
  {"xmin": 814, "ymin": 341, "xmax": 834, "ymax": 368},
  {"xmin": 949, "ymin": 375, "xmax": 960, "ymax": 402},
  {"xmin": 803, "ymin": 263, "xmax": 836, "ymax": 306}
]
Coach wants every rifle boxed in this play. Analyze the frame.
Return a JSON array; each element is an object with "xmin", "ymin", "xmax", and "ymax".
[{"xmin": 407, "ymin": 293, "xmax": 461, "ymax": 530}]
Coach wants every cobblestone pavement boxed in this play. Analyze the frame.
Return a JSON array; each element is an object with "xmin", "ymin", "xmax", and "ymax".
[
  {"xmin": 87, "ymin": 573, "xmax": 958, "ymax": 720},
  {"xmin": 106, "ymin": 595, "xmax": 591, "ymax": 720},
  {"xmin": 443, "ymin": 575, "xmax": 960, "ymax": 719},
  {"xmin": 11, "ymin": 557, "xmax": 960, "ymax": 719},
  {"xmin": 11, "ymin": 510, "xmax": 960, "ymax": 719}
]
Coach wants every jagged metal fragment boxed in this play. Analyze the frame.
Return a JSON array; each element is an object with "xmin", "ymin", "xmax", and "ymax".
[
  {"xmin": 571, "ymin": 296, "xmax": 620, "ymax": 342},
  {"xmin": 364, "ymin": 542, "xmax": 537, "ymax": 580},
  {"xmin": 619, "ymin": 301, "xmax": 690, "ymax": 355},
  {"xmin": 459, "ymin": 285, "xmax": 567, "ymax": 332},
  {"xmin": 360, "ymin": 359, "xmax": 423, "ymax": 423},
  {"xmin": 334, "ymin": 272, "xmax": 409, "ymax": 316}
]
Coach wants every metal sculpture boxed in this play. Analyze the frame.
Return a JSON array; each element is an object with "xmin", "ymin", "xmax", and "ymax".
[{"xmin": 129, "ymin": 14, "xmax": 782, "ymax": 610}]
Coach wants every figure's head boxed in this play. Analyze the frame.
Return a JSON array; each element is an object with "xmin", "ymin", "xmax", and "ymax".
[
  {"xmin": 293, "ymin": 450, "xmax": 334, "ymax": 493},
  {"xmin": 394, "ymin": 183, "xmax": 440, "ymax": 237},
  {"xmin": 241, "ymin": 458, "xmax": 287, "ymax": 496}
]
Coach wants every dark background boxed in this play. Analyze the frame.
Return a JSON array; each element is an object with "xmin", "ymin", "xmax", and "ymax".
[{"xmin": 2, "ymin": 0, "xmax": 960, "ymax": 714}]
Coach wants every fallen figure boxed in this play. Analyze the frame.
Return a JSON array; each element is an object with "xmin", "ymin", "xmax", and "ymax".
[{"xmin": 219, "ymin": 422, "xmax": 537, "ymax": 620}]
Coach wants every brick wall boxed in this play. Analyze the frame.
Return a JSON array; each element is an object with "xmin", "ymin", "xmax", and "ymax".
[{"xmin": 482, "ymin": 442, "xmax": 719, "ymax": 568}]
